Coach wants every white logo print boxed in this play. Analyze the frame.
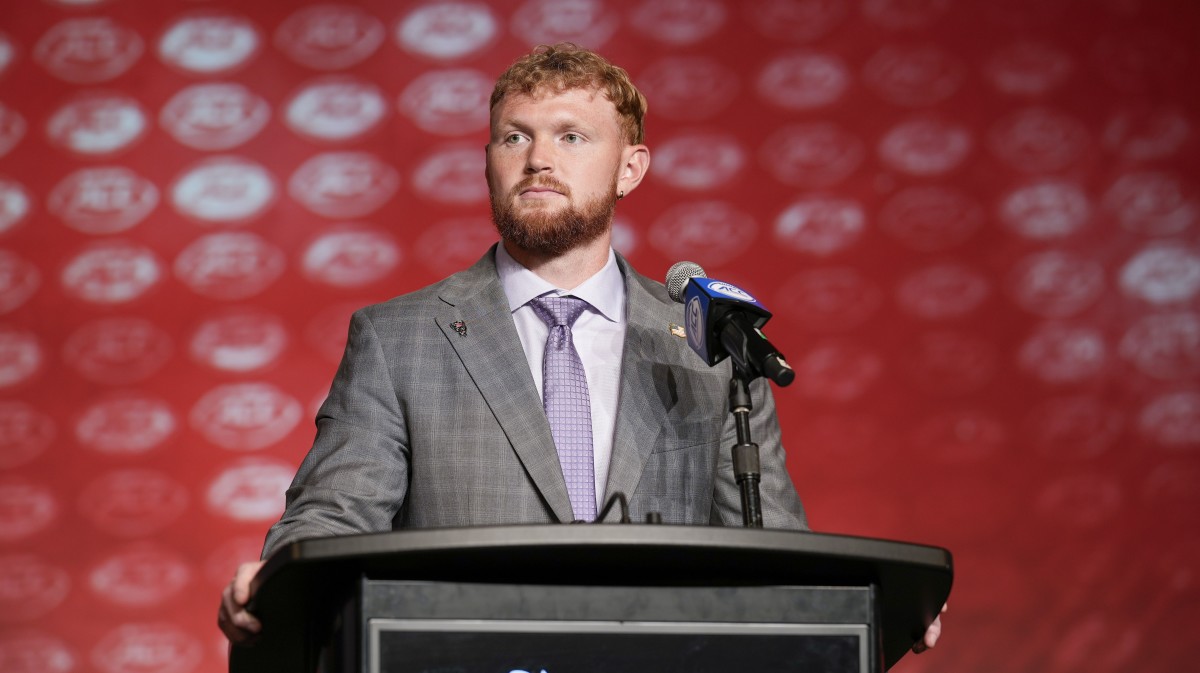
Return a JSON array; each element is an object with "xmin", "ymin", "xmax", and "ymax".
[
  {"xmin": 0, "ymin": 179, "xmax": 31, "ymax": 234},
  {"xmin": 0, "ymin": 329, "xmax": 41, "ymax": 388},
  {"xmin": 45, "ymin": 93, "xmax": 146, "ymax": 156},
  {"xmin": 0, "ymin": 103, "xmax": 26, "ymax": 158},
  {"xmin": 1007, "ymin": 251, "xmax": 1104, "ymax": 318},
  {"xmin": 758, "ymin": 51, "xmax": 849, "ymax": 110},
  {"xmin": 879, "ymin": 117, "xmax": 972, "ymax": 176},
  {"xmin": 158, "ymin": 13, "xmax": 260, "ymax": 74},
  {"xmin": 0, "ymin": 481, "xmax": 57, "ymax": 542},
  {"xmin": 897, "ymin": 264, "xmax": 990, "ymax": 319},
  {"xmin": 276, "ymin": 4, "xmax": 385, "ymax": 70},
  {"xmin": 654, "ymin": 132, "xmax": 746, "ymax": 190},
  {"xmin": 159, "ymin": 83, "xmax": 270, "ymax": 151},
  {"xmin": 1120, "ymin": 312, "xmax": 1200, "ymax": 381},
  {"xmin": 631, "ymin": 0, "xmax": 726, "ymax": 45},
  {"xmin": 89, "ymin": 544, "xmax": 192, "ymax": 607},
  {"xmin": 285, "ymin": 76, "xmax": 387, "ymax": 142},
  {"xmin": 398, "ymin": 69, "xmax": 492, "ymax": 135},
  {"xmin": 206, "ymin": 459, "xmax": 296, "ymax": 521},
  {"xmin": 0, "ymin": 32, "xmax": 14, "ymax": 78},
  {"xmin": 1103, "ymin": 105, "xmax": 1190, "ymax": 160},
  {"xmin": 1103, "ymin": 171, "xmax": 1195, "ymax": 236},
  {"xmin": 190, "ymin": 310, "xmax": 288, "ymax": 372},
  {"xmin": 412, "ymin": 145, "xmax": 488, "ymax": 203},
  {"xmin": 191, "ymin": 382, "xmax": 303, "ymax": 450},
  {"xmin": 303, "ymin": 227, "xmax": 401, "ymax": 287},
  {"xmin": 1139, "ymin": 392, "xmax": 1200, "ymax": 450},
  {"xmin": 777, "ymin": 268, "xmax": 881, "ymax": 332},
  {"xmin": 0, "ymin": 401, "xmax": 55, "ymax": 469},
  {"xmin": 638, "ymin": 56, "xmax": 738, "ymax": 121},
  {"xmin": 744, "ymin": 0, "xmax": 850, "ymax": 42},
  {"xmin": 512, "ymin": 0, "xmax": 619, "ymax": 48},
  {"xmin": 48, "ymin": 167, "xmax": 159, "ymax": 234},
  {"xmin": 397, "ymin": 1, "xmax": 497, "ymax": 60},
  {"xmin": 0, "ymin": 251, "xmax": 40, "ymax": 315},
  {"xmin": 985, "ymin": 41, "xmax": 1073, "ymax": 96},
  {"xmin": 60, "ymin": 242, "xmax": 162, "ymax": 304},
  {"xmin": 91, "ymin": 623, "xmax": 203, "ymax": 673},
  {"xmin": 650, "ymin": 201, "xmax": 757, "ymax": 266},
  {"xmin": 863, "ymin": 43, "xmax": 964, "ymax": 107},
  {"xmin": 1120, "ymin": 244, "xmax": 1200, "ymax": 305},
  {"xmin": 761, "ymin": 123, "xmax": 863, "ymax": 187},
  {"xmin": 171, "ymin": 156, "xmax": 276, "ymax": 224},
  {"xmin": 289, "ymin": 152, "xmax": 399, "ymax": 218},
  {"xmin": 174, "ymin": 232, "xmax": 285, "ymax": 300},
  {"xmin": 774, "ymin": 196, "xmax": 865, "ymax": 256},
  {"xmin": 0, "ymin": 631, "xmax": 75, "ymax": 673},
  {"xmin": 795, "ymin": 343, "xmax": 882, "ymax": 402},
  {"xmin": 989, "ymin": 107, "xmax": 1088, "ymax": 173},
  {"xmin": 79, "ymin": 469, "xmax": 188, "ymax": 536},
  {"xmin": 1018, "ymin": 324, "xmax": 1107, "ymax": 384},
  {"xmin": 62, "ymin": 317, "xmax": 173, "ymax": 385},
  {"xmin": 75, "ymin": 394, "xmax": 176, "ymax": 456},
  {"xmin": 999, "ymin": 180, "xmax": 1091, "ymax": 240},
  {"xmin": 0, "ymin": 554, "xmax": 69, "ymax": 620},
  {"xmin": 34, "ymin": 17, "xmax": 143, "ymax": 83}
]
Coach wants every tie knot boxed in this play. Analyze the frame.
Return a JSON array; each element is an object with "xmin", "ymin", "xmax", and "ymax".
[{"xmin": 530, "ymin": 295, "xmax": 589, "ymax": 328}]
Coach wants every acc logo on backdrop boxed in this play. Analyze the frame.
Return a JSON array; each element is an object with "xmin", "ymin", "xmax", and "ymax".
[
  {"xmin": 191, "ymin": 382, "xmax": 302, "ymax": 450},
  {"xmin": 415, "ymin": 217, "xmax": 499, "ymax": 276},
  {"xmin": 0, "ymin": 103, "xmax": 26, "ymax": 158},
  {"xmin": 1120, "ymin": 243, "xmax": 1200, "ymax": 305},
  {"xmin": 776, "ymin": 268, "xmax": 882, "ymax": 332},
  {"xmin": 289, "ymin": 151, "xmax": 399, "ymax": 218},
  {"xmin": 795, "ymin": 343, "xmax": 882, "ymax": 402},
  {"xmin": 999, "ymin": 179, "xmax": 1092, "ymax": 240},
  {"xmin": 190, "ymin": 309, "xmax": 288, "ymax": 372},
  {"xmin": 744, "ymin": 0, "xmax": 850, "ymax": 42},
  {"xmin": 985, "ymin": 41, "xmax": 1073, "ymax": 96},
  {"xmin": 174, "ymin": 232, "xmax": 285, "ymax": 300},
  {"xmin": 1018, "ymin": 324, "xmax": 1107, "ymax": 384},
  {"xmin": 1103, "ymin": 171, "xmax": 1195, "ymax": 236},
  {"xmin": 903, "ymin": 331, "xmax": 997, "ymax": 394},
  {"xmin": 0, "ymin": 251, "xmax": 40, "ymax": 314},
  {"xmin": 879, "ymin": 116, "xmax": 972, "ymax": 175},
  {"xmin": 896, "ymin": 264, "xmax": 990, "ymax": 320},
  {"xmin": 398, "ymin": 69, "xmax": 492, "ymax": 135},
  {"xmin": 0, "ymin": 402, "xmax": 55, "ymax": 469},
  {"xmin": 303, "ymin": 227, "xmax": 401, "ymax": 287},
  {"xmin": 1119, "ymin": 312, "xmax": 1200, "ymax": 381},
  {"xmin": 631, "ymin": 0, "xmax": 726, "ymax": 45},
  {"xmin": 774, "ymin": 196, "xmax": 865, "ymax": 256},
  {"xmin": 79, "ymin": 469, "xmax": 188, "ymax": 537},
  {"xmin": 34, "ymin": 17, "xmax": 142, "ymax": 84},
  {"xmin": 159, "ymin": 83, "xmax": 270, "ymax": 151},
  {"xmin": 989, "ymin": 107, "xmax": 1089, "ymax": 173},
  {"xmin": 48, "ymin": 166, "xmax": 158, "ymax": 234},
  {"xmin": 1007, "ymin": 251, "xmax": 1105, "ymax": 318},
  {"xmin": 171, "ymin": 156, "xmax": 276, "ymax": 224},
  {"xmin": 92, "ymin": 623, "xmax": 202, "ymax": 673},
  {"xmin": 89, "ymin": 544, "xmax": 192, "ymax": 608},
  {"xmin": 61, "ymin": 241, "xmax": 162, "ymax": 304},
  {"xmin": 1022, "ymin": 396, "xmax": 1122, "ymax": 461},
  {"xmin": 637, "ymin": 57, "xmax": 738, "ymax": 121},
  {"xmin": 1139, "ymin": 392, "xmax": 1200, "ymax": 450},
  {"xmin": 0, "ymin": 179, "xmax": 31, "ymax": 234},
  {"xmin": 206, "ymin": 458, "xmax": 296, "ymax": 521},
  {"xmin": 650, "ymin": 201, "xmax": 756, "ymax": 267},
  {"xmin": 0, "ymin": 479, "xmax": 57, "ymax": 542},
  {"xmin": 285, "ymin": 76, "xmax": 388, "ymax": 143},
  {"xmin": 0, "ymin": 630, "xmax": 75, "ymax": 673},
  {"xmin": 512, "ymin": 0, "xmax": 618, "ymax": 48},
  {"xmin": 396, "ymin": 1, "xmax": 497, "ymax": 60},
  {"xmin": 75, "ymin": 393, "xmax": 176, "ymax": 456},
  {"xmin": 412, "ymin": 145, "xmax": 488, "ymax": 203},
  {"xmin": 0, "ymin": 555, "xmax": 69, "ymax": 622},
  {"xmin": 158, "ymin": 13, "xmax": 260, "ymax": 74},
  {"xmin": 761, "ymin": 123, "xmax": 864, "ymax": 187},
  {"xmin": 1103, "ymin": 106, "xmax": 1190, "ymax": 160},
  {"xmin": 45, "ymin": 92, "xmax": 146, "ymax": 156},
  {"xmin": 653, "ymin": 132, "xmax": 745, "ymax": 190},
  {"xmin": 863, "ymin": 43, "xmax": 964, "ymax": 106},
  {"xmin": 63, "ymin": 317, "xmax": 172, "ymax": 385},
  {"xmin": 0, "ymin": 327, "xmax": 42, "ymax": 388},
  {"xmin": 758, "ymin": 51, "xmax": 849, "ymax": 110},
  {"xmin": 276, "ymin": 4, "xmax": 384, "ymax": 70}
]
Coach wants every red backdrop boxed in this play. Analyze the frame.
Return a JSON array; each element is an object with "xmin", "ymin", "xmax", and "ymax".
[{"xmin": 1, "ymin": 1, "xmax": 1198, "ymax": 671}]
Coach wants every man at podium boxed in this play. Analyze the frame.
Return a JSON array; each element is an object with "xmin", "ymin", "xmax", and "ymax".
[{"xmin": 218, "ymin": 43, "xmax": 944, "ymax": 654}]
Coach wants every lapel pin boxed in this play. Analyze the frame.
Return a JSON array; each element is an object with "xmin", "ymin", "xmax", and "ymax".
[
  {"xmin": 451, "ymin": 320, "xmax": 467, "ymax": 336},
  {"xmin": 669, "ymin": 323, "xmax": 687, "ymax": 339}
]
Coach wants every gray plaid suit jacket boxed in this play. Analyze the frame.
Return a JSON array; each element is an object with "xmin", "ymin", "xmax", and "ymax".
[{"xmin": 262, "ymin": 246, "xmax": 806, "ymax": 556}]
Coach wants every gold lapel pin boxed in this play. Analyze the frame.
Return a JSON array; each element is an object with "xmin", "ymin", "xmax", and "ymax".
[{"xmin": 669, "ymin": 323, "xmax": 686, "ymax": 339}]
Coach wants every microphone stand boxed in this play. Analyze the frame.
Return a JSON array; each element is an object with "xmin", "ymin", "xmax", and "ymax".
[{"xmin": 729, "ymin": 366, "xmax": 763, "ymax": 528}]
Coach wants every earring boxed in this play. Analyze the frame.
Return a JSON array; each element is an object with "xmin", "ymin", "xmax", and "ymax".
[{"xmin": 618, "ymin": 191, "xmax": 625, "ymax": 200}]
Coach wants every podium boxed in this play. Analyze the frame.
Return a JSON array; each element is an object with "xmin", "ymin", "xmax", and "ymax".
[{"xmin": 230, "ymin": 525, "xmax": 951, "ymax": 673}]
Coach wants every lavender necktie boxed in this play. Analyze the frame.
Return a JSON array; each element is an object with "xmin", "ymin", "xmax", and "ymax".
[{"xmin": 529, "ymin": 295, "xmax": 596, "ymax": 522}]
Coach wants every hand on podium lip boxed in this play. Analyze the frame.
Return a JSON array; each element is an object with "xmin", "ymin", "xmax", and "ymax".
[
  {"xmin": 912, "ymin": 602, "xmax": 948, "ymax": 654},
  {"xmin": 218, "ymin": 560, "xmax": 266, "ymax": 644}
]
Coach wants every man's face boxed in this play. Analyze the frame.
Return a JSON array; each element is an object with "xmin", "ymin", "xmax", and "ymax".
[{"xmin": 486, "ymin": 87, "xmax": 630, "ymax": 256}]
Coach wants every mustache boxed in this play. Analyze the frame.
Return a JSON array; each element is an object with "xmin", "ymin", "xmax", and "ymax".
[{"xmin": 510, "ymin": 175, "xmax": 572, "ymax": 198}]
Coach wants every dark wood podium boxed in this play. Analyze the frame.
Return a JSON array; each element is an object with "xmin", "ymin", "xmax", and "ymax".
[{"xmin": 230, "ymin": 525, "xmax": 951, "ymax": 673}]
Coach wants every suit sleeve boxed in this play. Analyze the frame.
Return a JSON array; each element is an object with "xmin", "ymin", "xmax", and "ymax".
[
  {"xmin": 710, "ymin": 376, "xmax": 809, "ymax": 530},
  {"xmin": 261, "ymin": 309, "xmax": 410, "ymax": 557}
]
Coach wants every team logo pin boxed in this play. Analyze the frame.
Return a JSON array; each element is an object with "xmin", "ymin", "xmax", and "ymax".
[
  {"xmin": 451, "ymin": 320, "xmax": 467, "ymax": 336},
  {"xmin": 669, "ymin": 323, "xmax": 686, "ymax": 339}
]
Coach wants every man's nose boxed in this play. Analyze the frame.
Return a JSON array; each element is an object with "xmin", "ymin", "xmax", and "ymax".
[{"xmin": 525, "ymin": 137, "xmax": 553, "ymax": 173}]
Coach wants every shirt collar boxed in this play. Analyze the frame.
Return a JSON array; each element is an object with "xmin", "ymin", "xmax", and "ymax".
[{"xmin": 495, "ymin": 243, "xmax": 626, "ymax": 323}]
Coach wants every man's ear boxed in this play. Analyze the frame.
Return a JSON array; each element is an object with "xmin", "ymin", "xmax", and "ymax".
[{"xmin": 616, "ymin": 144, "xmax": 650, "ymax": 198}]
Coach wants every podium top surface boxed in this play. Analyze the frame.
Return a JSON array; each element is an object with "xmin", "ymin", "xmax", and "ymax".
[{"xmin": 243, "ymin": 524, "xmax": 952, "ymax": 672}]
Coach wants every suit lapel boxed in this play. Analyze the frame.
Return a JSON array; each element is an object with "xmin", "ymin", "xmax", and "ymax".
[
  {"xmin": 604, "ymin": 261, "xmax": 675, "ymax": 512},
  {"xmin": 435, "ymin": 248, "xmax": 574, "ymax": 523}
]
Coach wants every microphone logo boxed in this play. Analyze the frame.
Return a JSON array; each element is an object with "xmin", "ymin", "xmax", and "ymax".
[
  {"xmin": 686, "ymin": 296, "xmax": 704, "ymax": 353},
  {"xmin": 707, "ymin": 281, "xmax": 756, "ymax": 302}
]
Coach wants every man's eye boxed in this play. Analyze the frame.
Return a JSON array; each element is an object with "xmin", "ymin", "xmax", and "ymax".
[
  {"xmin": 505, "ymin": 133, "xmax": 523, "ymax": 144},
  {"xmin": 564, "ymin": 133, "xmax": 580, "ymax": 143}
]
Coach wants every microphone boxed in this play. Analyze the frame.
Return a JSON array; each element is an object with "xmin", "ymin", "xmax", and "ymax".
[{"xmin": 664, "ymin": 262, "xmax": 795, "ymax": 386}]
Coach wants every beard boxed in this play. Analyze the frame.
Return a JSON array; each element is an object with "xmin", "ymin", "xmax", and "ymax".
[{"xmin": 490, "ymin": 175, "xmax": 617, "ymax": 257}]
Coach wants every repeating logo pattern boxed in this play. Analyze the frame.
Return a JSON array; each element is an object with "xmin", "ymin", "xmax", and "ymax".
[{"xmin": 0, "ymin": 3, "xmax": 1196, "ymax": 672}]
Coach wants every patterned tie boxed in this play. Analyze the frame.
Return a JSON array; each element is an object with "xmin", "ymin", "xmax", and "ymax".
[{"xmin": 529, "ymin": 295, "xmax": 596, "ymax": 522}]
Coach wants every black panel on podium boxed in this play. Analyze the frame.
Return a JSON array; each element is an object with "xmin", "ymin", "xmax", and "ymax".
[{"xmin": 229, "ymin": 525, "xmax": 951, "ymax": 673}]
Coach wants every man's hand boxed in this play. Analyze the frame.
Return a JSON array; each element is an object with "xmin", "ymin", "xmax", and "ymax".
[
  {"xmin": 218, "ymin": 560, "xmax": 266, "ymax": 644},
  {"xmin": 912, "ymin": 603, "xmax": 947, "ymax": 653}
]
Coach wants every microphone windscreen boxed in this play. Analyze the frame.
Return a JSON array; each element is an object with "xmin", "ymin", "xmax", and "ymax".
[{"xmin": 665, "ymin": 261, "xmax": 706, "ymax": 303}]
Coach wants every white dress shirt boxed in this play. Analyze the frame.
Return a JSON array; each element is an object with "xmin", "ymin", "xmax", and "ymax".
[{"xmin": 495, "ymin": 243, "xmax": 627, "ymax": 509}]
